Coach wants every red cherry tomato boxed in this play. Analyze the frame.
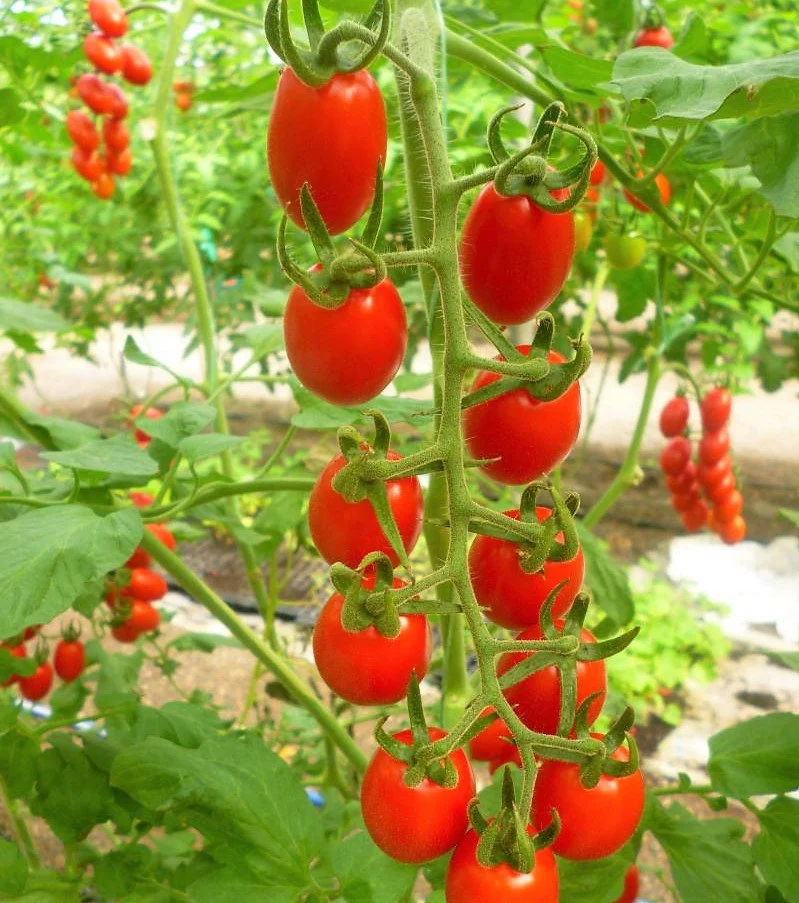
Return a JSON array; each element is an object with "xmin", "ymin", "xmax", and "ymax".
[
  {"xmin": 634, "ymin": 25, "xmax": 674, "ymax": 48},
  {"xmin": 66, "ymin": 110, "xmax": 100, "ymax": 151},
  {"xmin": 498, "ymin": 624, "xmax": 606, "ymax": 735},
  {"xmin": 308, "ymin": 450, "xmax": 424, "ymax": 568},
  {"xmin": 681, "ymin": 499, "xmax": 708, "ymax": 533},
  {"xmin": 120, "ymin": 45, "xmax": 152, "ymax": 85},
  {"xmin": 1, "ymin": 644, "xmax": 27, "ymax": 687},
  {"xmin": 130, "ymin": 405, "xmax": 163, "ymax": 445},
  {"xmin": 468, "ymin": 707, "xmax": 514, "ymax": 762},
  {"xmin": 71, "ymin": 146, "xmax": 105, "ymax": 182},
  {"xmin": 445, "ymin": 827, "xmax": 559, "ymax": 903},
  {"xmin": 312, "ymin": 576, "xmax": 431, "ymax": 706},
  {"xmin": 697, "ymin": 455, "xmax": 732, "ymax": 491},
  {"xmin": 127, "ymin": 599, "xmax": 161, "ymax": 633},
  {"xmin": 175, "ymin": 92, "xmax": 192, "ymax": 112},
  {"xmin": 107, "ymin": 83, "xmax": 129, "ymax": 119},
  {"xmin": 698, "ymin": 429, "xmax": 729, "ymax": 466},
  {"xmin": 714, "ymin": 489, "xmax": 743, "ymax": 524},
  {"xmin": 91, "ymin": 172, "xmax": 115, "ymax": 200},
  {"xmin": 88, "ymin": 0, "xmax": 128, "ymax": 37},
  {"xmin": 719, "ymin": 515, "xmax": 746, "ymax": 545},
  {"xmin": 102, "ymin": 117, "xmax": 129, "ymax": 153},
  {"xmin": 19, "ymin": 662, "xmax": 54, "ymax": 701},
  {"xmin": 533, "ymin": 737, "xmax": 645, "ymax": 859},
  {"xmin": 666, "ymin": 461, "xmax": 697, "ymax": 495},
  {"xmin": 131, "ymin": 491, "xmax": 155, "ymax": 508},
  {"xmin": 124, "ymin": 567, "xmax": 167, "ymax": 602},
  {"xmin": 659, "ymin": 395, "xmax": 689, "ymax": 438},
  {"xmin": 659, "ymin": 436, "xmax": 692, "ymax": 476},
  {"xmin": 706, "ymin": 471, "xmax": 737, "ymax": 505},
  {"xmin": 112, "ymin": 621, "xmax": 140, "ymax": 643},
  {"xmin": 284, "ymin": 274, "xmax": 407, "ymax": 405},
  {"xmin": 23, "ymin": 626, "xmax": 40, "ymax": 641},
  {"xmin": 106, "ymin": 147, "xmax": 132, "ymax": 176},
  {"xmin": 464, "ymin": 348, "xmax": 581, "ymax": 485},
  {"xmin": 76, "ymin": 73, "xmax": 116, "ymax": 115},
  {"xmin": 701, "ymin": 388, "xmax": 732, "ymax": 432},
  {"xmin": 589, "ymin": 159, "xmax": 606, "ymax": 186},
  {"xmin": 671, "ymin": 491, "xmax": 699, "ymax": 514},
  {"xmin": 624, "ymin": 172, "xmax": 671, "ymax": 213},
  {"xmin": 83, "ymin": 32, "xmax": 123, "ymax": 74},
  {"xmin": 615, "ymin": 865, "xmax": 640, "ymax": 903},
  {"xmin": 147, "ymin": 522, "xmax": 177, "ymax": 551},
  {"xmin": 361, "ymin": 727, "xmax": 475, "ymax": 863},
  {"xmin": 469, "ymin": 507, "xmax": 585, "ymax": 630},
  {"xmin": 267, "ymin": 68, "xmax": 387, "ymax": 235},
  {"xmin": 459, "ymin": 184, "xmax": 574, "ymax": 326},
  {"xmin": 54, "ymin": 640, "xmax": 86, "ymax": 682},
  {"xmin": 125, "ymin": 546, "xmax": 151, "ymax": 569}
]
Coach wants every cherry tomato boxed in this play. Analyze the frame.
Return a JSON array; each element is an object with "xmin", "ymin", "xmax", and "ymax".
[
  {"xmin": 120, "ymin": 45, "xmax": 152, "ymax": 85},
  {"xmin": 1, "ymin": 644, "xmax": 27, "ymax": 687},
  {"xmin": 131, "ymin": 491, "xmax": 155, "ymax": 508},
  {"xmin": 701, "ymin": 387, "xmax": 732, "ymax": 432},
  {"xmin": 681, "ymin": 499, "xmax": 708, "ymax": 533},
  {"xmin": 88, "ymin": 0, "xmax": 128, "ymax": 37},
  {"xmin": 76, "ymin": 73, "xmax": 116, "ymax": 115},
  {"xmin": 671, "ymin": 491, "xmax": 699, "ymax": 514},
  {"xmin": 659, "ymin": 395, "xmax": 689, "ymax": 438},
  {"xmin": 464, "ymin": 348, "xmax": 581, "ymax": 485},
  {"xmin": 112, "ymin": 621, "xmax": 140, "ymax": 643},
  {"xmin": 23, "ymin": 626, "xmax": 40, "ymax": 641},
  {"xmin": 719, "ymin": 515, "xmax": 746, "ymax": 545},
  {"xmin": 102, "ymin": 117, "xmax": 129, "ymax": 153},
  {"xmin": 459, "ymin": 184, "xmax": 574, "ymax": 326},
  {"xmin": 54, "ymin": 640, "xmax": 85, "ymax": 682},
  {"xmin": 267, "ymin": 68, "xmax": 387, "ymax": 235},
  {"xmin": 666, "ymin": 461, "xmax": 697, "ymax": 495},
  {"xmin": 589, "ymin": 159, "xmax": 606, "ymax": 186},
  {"xmin": 284, "ymin": 274, "xmax": 407, "ymax": 405},
  {"xmin": 468, "ymin": 707, "xmax": 513, "ymax": 762},
  {"xmin": 19, "ymin": 662, "xmax": 54, "ymax": 701},
  {"xmin": 445, "ymin": 826, "xmax": 559, "ymax": 903},
  {"xmin": 66, "ymin": 110, "xmax": 100, "ymax": 152},
  {"xmin": 124, "ymin": 567, "xmax": 167, "ymax": 602},
  {"xmin": 605, "ymin": 233, "xmax": 646, "ymax": 269},
  {"xmin": 127, "ymin": 599, "xmax": 161, "ymax": 633},
  {"xmin": 147, "ymin": 522, "xmax": 177, "ymax": 551},
  {"xmin": 125, "ymin": 546, "xmax": 151, "ymax": 569},
  {"xmin": 107, "ymin": 147, "xmax": 132, "ymax": 176},
  {"xmin": 130, "ymin": 405, "xmax": 163, "ymax": 445},
  {"xmin": 91, "ymin": 172, "xmax": 115, "ymax": 200},
  {"xmin": 697, "ymin": 455, "xmax": 731, "ymax": 491},
  {"xmin": 624, "ymin": 173, "xmax": 671, "ymax": 213},
  {"xmin": 573, "ymin": 211, "xmax": 593, "ymax": 252},
  {"xmin": 498, "ymin": 624, "xmax": 606, "ymax": 735},
  {"xmin": 469, "ymin": 507, "xmax": 584, "ymax": 630},
  {"xmin": 533, "ymin": 737, "xmax": 645, "ymax": 859},
  {"xmin": 83, "ymin": 32, "xmax": 123, "ymax": 74},
  {"xmin": 698, "ymin": 429, "xmax": 729, "ymax": 466},
  {"xmin": 584, "ymin": 186, "xmax": 600, "ymax": 206},
  {"xmin": 615, "ymin": 865, "xmax": 640, "ymax": 903},
  {"xmin": 71, "ymin": 146, "xmax": 105, "ymax": 182},
  {"xmin": 714, "ymin": 489, "xmax": 743, "ymax": 524},
  {"xmin": 173, "ymin": 80, "xmax": 195, "ymax": 93},
  {"xmin": 175, "ymin": 92, "xmax": 192, "ymax": 111},
  {"xmin": 107, "ymin": 83, "xmax": 129, "ymax": 118},
  {"xmin": 313, "ymin": 576, "xmax": 431, "ymax": 706},
  {"xmin": 659, "ymin": 436, "xmax": 692, "ymax": 476},
  {"xmin": 634, "ymin": 25, "xmax": 674, "ymax": 48},
  {"xmin": 361, "ymin": 727, "xmax": 475, "ymax": 863},
  {"xmin": 706, "ymin": 471, "xmax": 736, "ymax": 505},
  {"xmin": 308, "ymin": 450, "xmax": 424, "ymax": 568}
]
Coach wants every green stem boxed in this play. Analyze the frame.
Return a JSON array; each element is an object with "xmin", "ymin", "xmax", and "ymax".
[
  {"xmin": 0, "ymin": 775, "xmax": 39, "ymax": 868},
  {"xmin": 582, "ymin": 261, "xmax": 609, "ymax": 340}
]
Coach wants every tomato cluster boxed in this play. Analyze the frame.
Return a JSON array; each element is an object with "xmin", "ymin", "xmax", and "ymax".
[
  {"xmin": 67, "ymin": 0, "xmax": 152, "ymax": 199},
  {"xmin": 1, "ymin": 624, "xmax": 85, "ymax": 702},
  {"xmin": 659, "ymin": 387, "xmax": 745, "ymax": 543}
]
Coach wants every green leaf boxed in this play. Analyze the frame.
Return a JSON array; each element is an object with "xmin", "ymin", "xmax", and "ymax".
[
  {"xmin": 557, "ymin": 847, "xmax": 636, "ymax": 902},
  {"xmin": 25, "ymin": 414, "xmax": 100, "ymax": 450},
  {"xmin": 123, "ymin": 336, "xmax": 191, "ymax": 389},
  {"xmin": 614, "ymin": 268, "xmax": 655, "ymax": 322},
  {"xmin": 0, "ymin": 837, "xmax": 26, "ymax": 896},
  {"xmin": 291, "ymin": 384, "xmax": 431, "ymax": 429},
  {"xmin": 0, "ymin": 506, "xmax": 141, "ymax": 638},
  {"xmin": 0, "ymin": 730, "xmax": 38, "ymax": 798},
  {"xmin": 779, "ymin": 508, "xmax": 799, "ymax": 529},
  {"xmin": 0, "ymin": 89, "xmax": 23, "ymax": 126},
  {"xmin": 753, "ymin": 797, "xmax": 799, "ymax": 903},
  {"xmin": 239, "ymin": 323, "xmax": 284, "ymax": 357},
  {"xmin": 328, "ymin": 829, "xmax": 418, "ymax": 903},
  {"xmin": 541, "ymin": 47, "xmax": 614, "ymax": 91},
  {"xmin": 576, "ymin": 523, "xmax": 635, "ymax": 624},
  {"xmin": 591, "ymin": 0, "xmax": 634, "ymax": 39},
  {"xmin": 648, "ymin": 799, "xmax": 759, "ymax": 903},
  {"xmin": 178, "ymin": 433, "xmax": 243, "ymax": 463},
  {"xmin": 708, "ymin": 713, "xmax": 799, "ymax": 798},
  {"xmin": 93, "ymin": 844, "xmax": 154, "ymax": 899},
  {"xmin": 136, "ymin": 402, "xmax": 216, "ymax": 448},
  {"xmin": 42, "ymin": 434, "xmax": 158, "ymax": 478},
  {"xmin": 0, "ymin": 297, "xmax": 69, "ymax": 333}
]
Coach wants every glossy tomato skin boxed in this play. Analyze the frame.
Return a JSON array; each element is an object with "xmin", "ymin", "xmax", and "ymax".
[
  {"xmin": 102, "ymin": 117, "xmax": 129, "ymax": 152},
  {"xmin": 659, "ymin": 396, "xmax": 689, "ymax": 437},
  {"xmin": 54, "ymin": 640, "xmax": 86, "ymax": 682},
  {"xmin": 107, "ymin": 148, "xmax": 132, "ymax": 176},
  {"xmin": 19, "ymin": 662, "xmax": 54, "ymax": 701},
  {"xmin": 714, "ymin": 490, "xmax": 743, "ymax": 524},
  {"xmin": 77, "ymin": 73, "xmax": 116, "ymax": 115},
  {"xmin": 681, "ymin": 499, "xmax": 708, "ymax": 533},
  {"xmin": 615, "ymin": 865, "xmax": 640, "ymax": 903},
  {"xmin": 107, "ymin": 83, "xmax": 128, "ymax": 119},
  {"xmin": 361, "ymin": 727, "xmax": 475, "ymax": 863},
  {"xmin": 667, "ymin": 461, "xmax": 697, "ymax": 494},
  {"xmin": 313, "ymin": 576, "xmax": 431, "ymax": 705},
  {"xmin": 698, "ymin": 429, "xmax": 729, "ymax": 466},
  {"xmin": 605, "ymin": 233, "xmax": 646, "ymax": 269},
  {"xmin": 112, "ymin": 621, "xmax": 140, "ymax": 643},
  {"xmin": 120, "ymin": 45, "xmax": 152, "ymax": 85},
  {"xmin": 459, "ymin": 184, "xmax": 574, "ymax": 326},
  {"xmin": 72, "ymin": 147, "xmax": 105, "ymax": 182},
  {"xmin": 308, "ymin": 451, "xmax": 424, "ymax": 567},
  {"xmin": 707, "ymin": 471, "xmax": 736, "ymax": 505},
  {"xmin": 697, "ymin": 455, "xmax": 731, "ymax": 490},
  {"xmin": 445, "ymin": 827, "xmax": 559, "ymax": 903},
  {"xmin": 498, "ymin": 624, "xmax": 606, "ymax": 735},
  {"xmin": 533, "ymin": 737, "xmax": 645, "ymax": 860},
  {"xmin": 719, "ymin": 515, "xmax": 746, "ymax": 545},
  {"xmin": 83, "ymin": 32, "xmax": 123, "ymax": 74},
  {"xmin": 284, "ymin": 275, "xmax": 407, "ymax": 405},
  {"xmin": 66, "ymin": 110, "xmax": 100, "ymax": 151},
  {"xmin": 124, "ymin": 568, "xmax": 167, "ymax": 602},
  {"xmin": 634, "ymin": 25, "xmax": 674, "ymax": 48},
  {"xmin": 624, "ymin": 172, "xmax": 671, "ymax": 213},
  {"xmin": 468, "ymin": 707, "xmax": 514, "ymax": 762},
  {"xmin": 701, "ymin": 388, "xmax": 732, "ymax": 431},
  {"xmin": 267, "ymin": 68, "xmax": 387, "ymax": 235},
  {"xmin": 127, "ymin": 600, "xmax": 161, "ymax": 633},
  {"xmin": 659, "ymin": 436, "xmax": 691, "ymax": 476},
  {"xmin": 469, "ymin": 507, "xmax": 584, "ymax": 630},
  {"xmin": 88, "ymin": 0, "xmax": 128, "ymax": 37},
  {"xmin": 464, "ymin": 349, "xmax": 581, "ymax": 485}
]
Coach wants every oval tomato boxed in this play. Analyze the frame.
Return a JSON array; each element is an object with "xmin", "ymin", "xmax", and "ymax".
[
  {"xmin": 459, "ymin": 184, "xmax": 574, "ymax": 326},
  {"xmin": 83, "ymin": 32, "xmax": 123, "ymax": 74},
  {"xmin": 719, "ymin": 515, "xmax": 746, "ymax": 545},
  {"xmin": 267, "ymin": 68, "xmax": 387, "ymax": 235},
  {"xmin": 701, "ymin": 387, "xmax": 732, "ymax": 432},
  {"xmin": 77, "ymin": 73, "xmax": 116, "ymax": 115},
  {"xmin": 71, "ymin": 146, "xmax": 105, "ymax": 182},
  {"xmin": 498, "ymin": 624, "xmax": 606, "ymax": 735},
  {"xmin": 284, "ymin": 274, "xmax": 407, "ymax": 405},
  {"xmin": 66, "ymin": 110, "xmax": 100, "ymax": 152},
  {"xmin": 605, "ymin": 233, "xmax": 646, "ymax": 269},
  {"xmin": 361, "ymin": 727, "xmax": 475, "ymax": 863},
  {"xmin": 175, "ymin": 92, "xmax": 192, "ymax": 112},
  {"xmin": 120, "ymin": 45, "xmax": 152, "ymax": 85},
  {"xmin": 54, "ymin": 640, "xmax": 86, "ymax": 682},
  {"xmin": 706, "ymin": 471, "xmax": 736, "ymax": 505},
  {"xmin": 130, "ymin": 491, "xmax": 155, "ymax": 508},
  {"xmin": 659, "ymin": 396, "xmax": 689, "ymax": 438},
  {"xmin": 469, "ymin": 507, "xmax": 584, "ymax": 630},
  {"xmin": 634, "ymin": 25, "xmax": 674, "ymax": 48},
  {"xmin": 573, "ymin": 211, "xmax": 593, "ymax": 252},
  {"xmin": 91, "ymin": 172, "xmax": 115, "ymax": 200},
  {"xmin": 125, "ymin": 546, "xmax": 151, "ymax": 569},
  {"xmin": 313, "ymin": 576, "xmax": 431, "ymax": 706},
  {"xmin": 464, "ymin": 348, "xmax": 581, "ymax": 485},
  {"xmin": 589, "ymin": 159, "xmax": 606, "ymax": 186},
  {"xmin": 127, "ymin": 599, "xmax": 161, "ymax": 633},
  {"xmin": 107, "ymin": 147, "xmax": 132, "ymax": 176},
  {"xmin": 445, "ymin": 827, "xmax": 559, "ymax": 903},
  {"xmin": 112, "ymin": 621, "xmax": 140, "ymax": 643},
  {"xmin": 533, "ymin": 737, "xmax": 645, "ymax": 859},
  {"xmin": 147, "ymin": 522, "xmax": 177, "ymax": 550},
  {"xmin": 124, "ymin": 568, "xmax": 167, "ymax": 602},
  {"xmin": 615, "ymin": 865, "xmax": 640, "ymax": 903},
  {"xmin": 681, "ymin": 499, "xmax": 708, "ymax": 533},
  {"xmin": 698, "ymin": 429, "xmax": 729, "ymax": 466},
  {"xmin": 659, "ymin": 436, "xmax": 692, "ymax": 476},
  {"xmin": 308, "ymin": 450, "xmax": 424, "ymax": 568},
  {"xmin": 666, "ymin": 461, "xmax": 697, "ymax": 495},
  {"xmin": 88, "ymin": 0, "xmax": 128, "ymax": 37},
  {"xmin": 468, "ymin": 707, "xmax": 513, "ymax": 762},
  {"xmin": 697, "ymin": 455, "xmax": 731, "ymax": 491},
  {"xmin": 19, "ymin": 662, "xmax": 54, "ymax": 701},
  {"xmin": 624, "ymin": 172, "xmax": 671, "ymax": 213},
  {"xmin": 671, "ymin": 491, "xmax": 699, "ymax": 514},
  {"xmin": 102, "ymin": 117, "xmax": 129, "ymax": 153},
  {"xmin": 714, "ymin": 489, "xmax": 743, "ymax": 524}
]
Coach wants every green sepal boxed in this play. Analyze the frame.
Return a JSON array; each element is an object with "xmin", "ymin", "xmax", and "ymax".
[{"xmin": 578, "ymin": 626, "xmax": 640, "ymax": 661}]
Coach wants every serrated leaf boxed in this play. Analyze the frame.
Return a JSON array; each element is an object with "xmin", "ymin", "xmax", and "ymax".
[
  {"xmin": 753, "ymin": 797, "xmax": 799, "ymax": 903},
  {"xmin": 0, "ymin": 297, "xmax": 69, "ymax": 333},
  {"xmin": 42, "ymin": 434, "xmax": 158, "ymax": 478},
  {"xmin": 576, "ymin": 523, "xmax": 635, "ymax": 624}
]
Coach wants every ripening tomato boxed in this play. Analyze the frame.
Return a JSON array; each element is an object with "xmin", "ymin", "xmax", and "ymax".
[
  {"xmin": 659, "ymin": 436, "xmax": 692, "ymax": 476},
  {"xmin": 464, "ymin": 349, "xmax": 581, "ymax": 485},
  {"xmin": 714, "ymin": 489, "xmax": 743, "ymax": 524},
  {"xmin": 469, "ymin": 507, "xmax": 584, "ymax": 630},
  {"xmin": 284, "ymin": 274, "xmax": 407, "ymax": 405},
  {"xmin": 66, "ymin": 110, "xmax": 100, "ymax": 151},
  {"xmin": 605, "ymin": 233, "xmax": 646, "ymax": 269},
  {"xmin": 131, "ymin": 491, "xmax": 155, "ymax": 508},
  {"xmin": 126, "ymin": 546, "xmax": 151, "ymax": 569},
  {"xmin": 313, "ymin": 576, "xmax": 431, "ymax": 705},
  {"xmin": 175, "ymin": 92, "xmax": 192, "ymax": 111},
  {"xmin": 719, "ymin": 515, "xmax": 746, "ymax": 545},
  {"xmin": 698, "ymin": 429, "xmax": 729, "ymax": 466},
  {"xmin": 589, "ymin": 159, "xmax": 606, "ymax": 186},
  {"xmin": 130, "ymin": 405, "xmax": 163, "ymax": 445},
  {"xmin": 706, "ymin": 471, "xmax": 736, "ymax": 505},
  {"xmin": 71, "ymin": 146, "xmax": 105, "ymax": 182},
  {"xmin": 120, "ymin": 45, "xmax": 152, "ymax": 85},
  {"xmin": 489, "ymin": 746, "xmax": 522, "ymax": 773},
  {"xmin": 1, "ymin": 644, "xmax": 26, "ymax": 687},
  {"xmin": 573, "ymin": 211, "xmax": 593, "ymax": 252},
  {"xmin": 361, "ymin": 727, "xmax": 475, "ymax": 863},
  {"xmin": 615, "ymin": 865, "xmax": 640, "ymax": 903},
  {"xmin": 701, "ymin": 387, "xmax": 732, "ymax": 431},
  {"xmin": 308, "ymin": 450, "xmax": 424, "ymax": 567},
  {"xmin": 267, "ymin": 67, "xmax": 387, "ymax": 235},
  {"xmin": 88, "ymin": 0, "xmax": 128, "ymax": 37},
  {"xmin": 459, "ymin": 184, "xmax": 574, "ymax": 326},
  {"xmin": 83, "ymin": 32, "xmax": 123, "ymax": 74},
  {"xmin": 19, "ymin": 662, "xmax": 54, "ymax": 701},
  {"xmin": 533, "ymin": 736, "xmax": 645, "ymax": 859},
  {"xmin": 107, "ymin": 147, "xmax": 132, "ymax": 176},
  {"xmin": 468, "ymin": 707, "xmax": 513, "ymax": 762},
  {"xmin": 102, "ymin": 117, "xmax": 129, "ymax": 152},
  {"xmin": 91, "ymin": 172, "xmax": 115, "ymax": 200},
  {"xmin": 54, "ymin": 640, "xmax": 86, "ymax": 682},
  {"xmin": 445, "ymin": 827, "xmax": 559, "ymax": 903},
  {"xmin": 112, "ymin": 621, "xmax": 140, "ymax": 643},
  {"xmin": 659, "ymin": 396, "xmax": 689, "ymax": 438},
  {"xmin": 173, "ymin": 79, "xmax": 195, "ymax": 93},
  {"xmin": 498, "ymin": 624, "xmax": 606, "ymax": 735},
  {"xmin": 127, "ymin": 599, "xmax": 161, "ymax": 633},
  {"xmin": 624, "ymin": 172, "xmax": 671, "ymax": 213},
  {"xmin": 634, "ymin": 25, "xmax": 674, "ymax": 48},
  {"xmin": 77, "ymin": 73, "xmax": 116, "ymax": 115},
  {"xmin": 681, "ymin": 499, "xmax": 708, "ymax": 533},
  {"xmin": 147, "ymin": 522, "xmax": 177, "ymax": 550},
  {"xmin": 697, "ymin": 455, "xmax": 731, "ymax": 491},
  {"xmin": 124, "ymin": 567, "xmax": 167, "ymax": 602}
]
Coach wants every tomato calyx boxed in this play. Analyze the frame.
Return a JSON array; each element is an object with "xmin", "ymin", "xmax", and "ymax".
[
  {"xmin": 329, "ymin": 553, "xmax": 403, "ymax": 637},
  {"xmin": 60, "ymin": 620, "xmax": 82, "ymax": 644},
  {"xmin": 573, "ymin": 711, "xmax": 642, "ymax": 789},
  {"xmin": 264, "ymin": 0, "xmax": 390, "ymax": 86},
  {"xmin": 639, "ymin": 2, "xmax": 667, "ymax": 31}
]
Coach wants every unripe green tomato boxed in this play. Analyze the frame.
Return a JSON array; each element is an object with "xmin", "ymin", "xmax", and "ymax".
[
  {"xmin": 605, "ymin": 233, "xmax": 646, "ymax": 269},
  {"xmin": 574, "ymin": 212, "xmax": 593, "ymax": 252}
]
